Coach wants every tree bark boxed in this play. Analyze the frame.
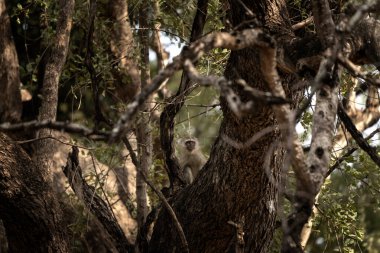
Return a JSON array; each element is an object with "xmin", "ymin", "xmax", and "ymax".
[
  {"xmin": 149, "ymin": 1, "xmax": 302, "ymax": 252},
  {"xmin": 0, "ymin": 133, "xmax": 68, "ymax": 252},
  {"xmin": 135, "ymin": 2, "xmax": 153, "ymax": 252},
  {"xmin": 110, "ymin": 0, "xmax": 141, "ymax": 102},
  {"xmin": 35, "ymin": 0, "xmax": 75, "ymax": 179},
  {"xmin": 0, "ymin": 0, "xmax": 22, "ymax": 123}
]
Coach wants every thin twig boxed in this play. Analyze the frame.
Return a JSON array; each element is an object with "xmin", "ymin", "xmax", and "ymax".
[{"xmin": 15, "ymin": 135, "xmax": 94, "ymax": 150}]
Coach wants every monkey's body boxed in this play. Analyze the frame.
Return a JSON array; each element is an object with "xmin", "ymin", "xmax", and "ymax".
[{"xmin": 179, "ymin": 139, "xmax": 206, "ymax": 184}]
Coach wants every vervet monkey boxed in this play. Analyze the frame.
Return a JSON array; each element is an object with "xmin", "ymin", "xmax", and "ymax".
[{"xmin": 179, "ymin": 138, "xmax": 206, "ymax": 184}]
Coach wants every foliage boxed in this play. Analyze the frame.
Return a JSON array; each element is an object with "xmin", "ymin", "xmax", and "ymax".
[
  {"xmin": 3, "ymin": 0, "xmax": 380, "ymax": 251},
  {"xmin": 307, "ymin": 149, "xmax": 380, "ymax": 253}
]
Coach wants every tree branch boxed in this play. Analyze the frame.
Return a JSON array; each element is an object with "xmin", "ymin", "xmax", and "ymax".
[
  {"xmin": 122, "ymin": 138, "xmax": 189, "ymax": 253},
  {"xmin": 110, "ymin": 28, "xmax": 273, "ymax": 142},
  {"xmin": 0, "ymin": 120, "xmax": 109, "ymax": 139},
  {"xmin": 63, "ymin": 147, "xmax": 133, "ymax": 253},
  {"xmin": 337, "ymin": 103, "xmax": 380, "ymax": 167},
  {"xmin": 328, "ymin": 127, "xmax": 380, "ymax": 176}
]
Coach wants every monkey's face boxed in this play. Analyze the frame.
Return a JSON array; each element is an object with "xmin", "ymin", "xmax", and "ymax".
[{"xmin": 185, "ymin": 140, "xmax": 196, "ymax": 151}]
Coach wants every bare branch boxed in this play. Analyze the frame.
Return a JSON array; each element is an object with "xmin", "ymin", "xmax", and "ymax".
[
  {"xmin": 328, "ymin": 127, "xmax": 380, "ymax": 176},
  {"xmin": 0, "ymin": 120, "xmax": 109, "ymax": 139},
  {"xmin": 110, "ymin": 28, "xmax": 269, "ymax": 142},
  {"xmin": 337, "ymin": 55, "xmax": 380, "ymax": 88},
  {"xmin": 183, "ymin": 60, "xmax": 290, "ymax": 117},
  {"xmin": 282, "ymin": 0, "xmax": 340, "ymax": 251},
  {"xmin": 35, "ymin": 0, "xmax": 75, "ymax": 179},
  {"xmin": 63, "ymin": 147, "xmax": 133, "ymax": 253},
  {"xmin": 337, "ymin": 103, "xmax": 380, "ymax": 167}
]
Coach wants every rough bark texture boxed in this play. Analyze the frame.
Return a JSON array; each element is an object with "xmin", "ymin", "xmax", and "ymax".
[
  {"xmin": 0, "ymin": 133, "xmax": 68, "ymax": 252},
  {"xmin": 135, "ymin": 2, "xmax": 152, "ymax": 252},
  {"xmin": 110, "ymin": 0, "xmax": 141, "ymax": 101},
  {"xmin": 0, "ymin": 0, "xmax": 22, "ymax": 123},
  {"xmin": 149, "ymin": 1, "xmax": 303, "ymax": 252},
  {"xmin": 35, "ymin": 0, "xmax": 75, "ymax": 178}
]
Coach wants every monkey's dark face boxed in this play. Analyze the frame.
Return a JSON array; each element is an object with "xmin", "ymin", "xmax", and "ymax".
[{"xmin": 185, "ymin": 140, "xmax": 196, "ymax": 151}]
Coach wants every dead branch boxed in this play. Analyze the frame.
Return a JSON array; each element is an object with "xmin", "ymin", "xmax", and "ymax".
[{"xmin": 63, "ymin": 147, "xmax": 133, "ymax": 253}]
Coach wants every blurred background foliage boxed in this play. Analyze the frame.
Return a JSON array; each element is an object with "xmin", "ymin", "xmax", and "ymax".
[{"xmin": 5, "ymin": 0, "xmax": 380, "ymax": 251}]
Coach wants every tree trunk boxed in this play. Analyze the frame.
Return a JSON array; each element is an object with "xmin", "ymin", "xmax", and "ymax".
[
  {"xmin": 135, "ymin": 2, "xmax": 153, "ymax": 252},
  {"xmin": 149, "ymin": 1, "xmax": 303, "ymax": 252},
  {"xmin": 0, "ymin": 0, "xmax": 22, "ymax": 123},
  {"xmin": 0, "ymin": 133, "xmax": 68, "ymax": 252},
  {"xmin": 34, "ymin": 0, "xmax": 75, "ymax": 179},
  {"xmin": 109, "ymin": 0, "xmax": 141, "ymax": 102}
]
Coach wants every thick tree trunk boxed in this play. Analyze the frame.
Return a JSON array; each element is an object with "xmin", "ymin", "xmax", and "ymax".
[
  {"xmin": 149, "ymin": 1, "xmax": 302, "ymax": 252},
  {"xmin": 0, "ymin": 133, "xmax": 68, "ymax": 252},
  {"xmin": 0, "ymin": 0, "xmax": 22, "ymax": 123}
]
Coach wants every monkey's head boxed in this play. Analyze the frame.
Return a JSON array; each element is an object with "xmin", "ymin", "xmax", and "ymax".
[{"xmin": 184, "ymin": 139, "xmax": 197, "ymax": 152}]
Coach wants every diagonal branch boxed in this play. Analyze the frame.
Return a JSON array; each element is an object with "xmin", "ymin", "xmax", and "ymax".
[
  {"xmin": 337, "ymin": 103, "xmax": 380, "ymax": 167},
  {"xmin": 122, "ymin": 138, "xmax": 189, "ymax": 253},
  {"xmin": 63, "ymin": 147, "xmax": 133, "ymax": 253},
  {"xmin": 328, "ymin": 127, "xmax": 380, "ymax": 176},
  {"xmin": 109, "ymin": 28, "xmax": 273, "ymax": 142}
]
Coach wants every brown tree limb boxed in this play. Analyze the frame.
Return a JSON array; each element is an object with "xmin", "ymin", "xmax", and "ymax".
[
  {"xmin": 328, "ymin": 127, "xmax": 380, "ymax": 176},
  {"xmin": 110, "ymin": 0, "xmax": 141, "ymax": 101},
  {"xmin": 63, "ymin": 147, "xmax": 133, "ymax": 253},
  {"xmin": 151, "ymin": 0, "xmax": 171, "ymax": 99},
  {"xmin": 337, "ymin": 55, "xmax": 380, "ymax": 88},
  {"xmin": 0, "ymin": 120, "xmax": 109, "ymax": 139},
  {"xmin": 337, "ymin": 103, "xmax": 380, "ymax": 167},
  {"xmin": 292, "ymin": 16, "xmax": 314, "ymax": 31}
]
